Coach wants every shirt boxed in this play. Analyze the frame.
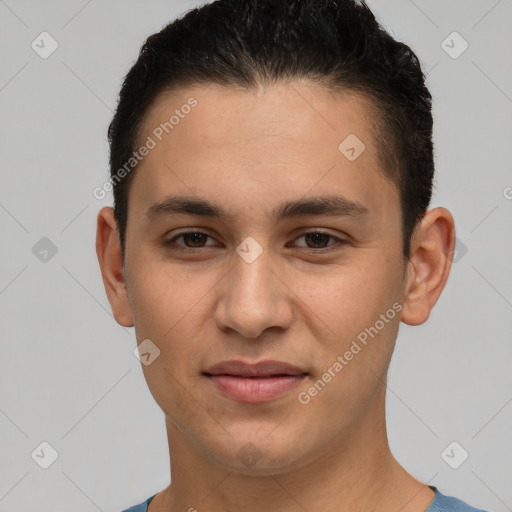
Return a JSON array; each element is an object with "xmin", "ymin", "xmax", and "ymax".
[{"xmin": 119, "ymin": 486, "xmax": 489, "ymax": 512}]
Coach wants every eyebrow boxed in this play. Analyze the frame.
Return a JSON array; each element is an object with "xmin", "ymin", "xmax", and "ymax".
[{"xmin": 145, "ymin": 194, "xmax": 370, "ymax": 222}]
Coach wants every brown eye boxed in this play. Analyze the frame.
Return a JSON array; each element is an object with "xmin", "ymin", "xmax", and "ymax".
[
  {"xmin": 303, "ymin": 232, "xmax": 331, "ymax": 248},
  {"xmin": 181, "ymin": 232, "xmax": 209, "ymax": 247},
  {"xmin": 293, "ymin": 231, "xmax": 344, "ymax": 250},
  {"xmin": 164, "ymin": 231, "xmax": 217, "ymax": 250}
]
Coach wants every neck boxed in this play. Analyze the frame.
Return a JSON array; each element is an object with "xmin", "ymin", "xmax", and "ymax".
[{"xmin": 151, "ymin": 386, "xmax": 435, "ymax": 512}]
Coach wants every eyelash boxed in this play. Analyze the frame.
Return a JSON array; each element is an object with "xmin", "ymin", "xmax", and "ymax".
[{"xmin": 163, "ymin": 230, "xmax": 349, "ymax": 254}]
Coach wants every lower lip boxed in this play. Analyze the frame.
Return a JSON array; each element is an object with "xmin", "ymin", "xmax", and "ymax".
[{"xmin": 206, "ymin": 374, "xmax": 307, "ymax": 403}]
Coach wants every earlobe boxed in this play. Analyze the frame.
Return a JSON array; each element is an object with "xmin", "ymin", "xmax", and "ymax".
[
  {"xmin": 95, "ymin": 207, "xmax": 134, "ymax": 327},
  {"xmin": 401, "ymin": 207, "xmax": 456, "ymax": 326}
]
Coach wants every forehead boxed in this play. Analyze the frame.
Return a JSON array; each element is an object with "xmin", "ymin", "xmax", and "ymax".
[
  {"xmin": 129, "ymin": 81, "xmax": 397, "ymax": 222},
  {"xmin": 139, "ymin": 81, "xmax": 377, "ymax": 154}
]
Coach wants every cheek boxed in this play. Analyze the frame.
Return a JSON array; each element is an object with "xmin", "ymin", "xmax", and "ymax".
[
  {"xmin": 128, "ymin": 264, "xmax": 213, "ymax": 417},
  {"xmin": 294, "ymin": 267, "xmax": 401, "ymax": 430},
  {"xmin": 127, "ymin": 257, "xmax": 211, "ymax": 335},
  {"xmin": 127, "ymin": 259, "xmax": 225, "ymax": 387},
  {"xmin": 290, "ymin": 257, "xmax": 402, "ymax": 346}
]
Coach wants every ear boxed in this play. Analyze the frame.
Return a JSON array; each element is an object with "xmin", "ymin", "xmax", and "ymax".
[
  {"xmin": 401, "ymin": 207, "xmax": 456, "ymax": 326},
  {"xmin": 95, "ymin": 207, "xmax": 134, "ymax": 327}
]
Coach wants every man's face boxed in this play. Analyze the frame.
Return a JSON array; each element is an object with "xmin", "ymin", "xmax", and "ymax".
[{"xmin": 122, "ymin": 81, "xmax": 408, "ymax": 473}]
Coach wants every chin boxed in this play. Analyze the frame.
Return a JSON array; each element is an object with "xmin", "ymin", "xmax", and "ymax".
[{"xmin": 204, "ymin": 429, "xmax": 311, "ymax": 476}]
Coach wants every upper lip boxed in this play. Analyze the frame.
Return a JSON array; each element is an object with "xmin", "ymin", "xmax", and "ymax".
[{"xmin": 203, "ymin": 360, "xmax": 308, "ymax": 377}]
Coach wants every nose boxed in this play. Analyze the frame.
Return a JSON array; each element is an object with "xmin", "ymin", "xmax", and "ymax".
[{"xmin": 214, "ymin": 245, "xmax": 293, "ymax": 339}]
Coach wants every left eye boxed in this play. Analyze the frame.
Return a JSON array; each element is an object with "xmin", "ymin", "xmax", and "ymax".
[{"xmin": 293, "ymin": 231, "xmax": 339, "ymax": 249}]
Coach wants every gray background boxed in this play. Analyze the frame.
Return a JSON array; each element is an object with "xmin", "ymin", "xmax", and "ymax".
[{"xmin": 0, "ymin": 0, "xmax": 511, "ymax": 511}]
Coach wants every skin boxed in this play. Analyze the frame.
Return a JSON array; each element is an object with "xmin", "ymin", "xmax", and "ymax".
[{"xmin": 96, "ymin": 81, "xmax": 456, "ymax": 512}]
